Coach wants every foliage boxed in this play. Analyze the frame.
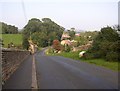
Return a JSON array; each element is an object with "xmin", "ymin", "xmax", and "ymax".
[
  {"xmin": 0, "ymin": 22, "xmax": 18, "ymax": 34},
  {"xmin": 56, "ymin": 51, "xmax": 80, "ymax": 60},
  {"xmin": 46, "ymin": 47, "xmax": 54, "ymax": 55},
  {"xmin": 55, "ymin": 51, "xmax": 119, "ymax": 71},
  {"xmin": 31, "ymin": 32, "xmax": 48, "ymax": 47},
  {"xmin": 74, "ymin": 31, "xmax": 98, "ymax": 46},
  {"xmin": 106, "ymin": 51, "xmax": 119, "ymax": 61},
  {"xmin": 22, "ymin": 35, "xmax": 29, "ymax": 49},
  {"xmin": 84, "ymin": 26, "xmax": 120, "ymax": 62},
  {"xmin": 82, "ymin": 59, "xmax": 119, "ymax": 71},
  {"xmin": 64, "ymin": 44, "xmax": 71, "ymax": 52},
  {"xmin": 52, "ymin": 39, "xmax": 61, "ymax": 52},
  {"xmin": 67, "ymin": 29, "xmax": 75, "ymax": 39},
  {"xmin": 22, "ymin": 18, "xmax": 64, "ymax": 49}
]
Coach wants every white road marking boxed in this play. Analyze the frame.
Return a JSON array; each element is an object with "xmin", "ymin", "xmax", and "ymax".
[{"xmin": 31, "ymin": 55, "xmax": 38, "ymax": 89}]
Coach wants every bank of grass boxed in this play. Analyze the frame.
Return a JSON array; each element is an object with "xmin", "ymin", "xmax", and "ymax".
[
  {"xmin": 55, "ymin": 52, "xmax": 119, "ymax": 71},
  {"xmin": 1, "ymin": 34, "xmax": 22, "ymax": 48},
  {"xmin": 56, "ymin": 51, "xmax": 80, "ymax": 60}
]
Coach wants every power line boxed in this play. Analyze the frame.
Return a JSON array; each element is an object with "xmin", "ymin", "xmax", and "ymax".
[{"xmin": 21, "ymin": 0, "xmax": 27, "ymax": 23}]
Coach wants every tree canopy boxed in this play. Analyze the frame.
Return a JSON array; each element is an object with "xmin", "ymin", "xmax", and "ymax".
[
  {"xmin": 0, "ymin": 22, "xmax": 18, "ymax": 34},
  {"xmin": 84, "ymin": 26, "xmax": 120, "ymax": 62},
  {"xmin": 22, "ymin": 18, "xmax": 64, "ymax": 49}
]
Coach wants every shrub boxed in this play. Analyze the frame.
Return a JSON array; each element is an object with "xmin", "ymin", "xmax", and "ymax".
[
  {"xmin": 83, "ymin": 26, "xmax": 120, "ymax": 62},
  {"xmin": 52, "ymin": 40, "xmax": 61, "ymax": 52},
  {"xmin": 83, "ymin": 52, "xmax": 94, "ymax": 59},
  {"xmin": 64, "ymin": 45, "xmax": 71, "ymax": 52},
  {"xmin": 106, "ymin": 51, "xmax": 119, "ymax": 61},
  {"xmin": 46, "ymin": 47, "xmax": 54, "ymax": 54}
]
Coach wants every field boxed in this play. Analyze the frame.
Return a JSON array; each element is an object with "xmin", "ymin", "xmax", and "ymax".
[
  {"xmin": 55, "ymin": 52, "xmax": 119, "ymax": 71},
  {"xmin": 1, "ymin": 34, "xmax": 23, "ymax": 48}
]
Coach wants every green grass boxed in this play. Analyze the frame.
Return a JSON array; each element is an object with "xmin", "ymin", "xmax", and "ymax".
[
  {"xmin": 56, "ymin": 51, "xmax": 80, "ymax": 60},
  {"xmin": 55, "ymin": 52, "xmax": 119, "ymax": 71},
  {"xmin": 82, "ymin": 59, "xmax": 119, "ymax": 71},
  {"xmin": 1, "ymin": 34, "xmax": 23, "ymax": 48}
]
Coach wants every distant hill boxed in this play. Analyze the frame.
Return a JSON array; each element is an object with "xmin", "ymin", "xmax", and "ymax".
[{"xmin": 1, "ymin": 34, "xmax": 22, "ymax": 48}]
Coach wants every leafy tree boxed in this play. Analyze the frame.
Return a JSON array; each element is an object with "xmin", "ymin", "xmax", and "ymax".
[
  {"xmin": 52, "ymin": 39, "xmax": 61, "ymax": 52},
  {"xmin": 67, "ymin": 30, "xmax": 75, "ymax": 39},
  {"xmin": 84, "ymin": 26, "xmax": 120, "ymax": 61},
  {"xmin": 0, "ymin": 22, "xmax": 18, "ymax": 34},
  {"xmin": 42, "ymin": 18, "xmax": 52, "ymax": 23},
  {"xmin": 22, "ymin": 18, "xmax": 64, "ymax": 49},
  {"xmin": 31, "ymin": 32, "xmax": 48, "ymax": 47},
  {"xmin": 24, "ymin": 18, "xmax": 42, "ymax": 34},
  {"xmin": 22, "ymin": 34, "xmax": 29, "ymax": 49},
  {"xmin": 100, "ymin": 27, "xmax": 119, "ymax": 42}
]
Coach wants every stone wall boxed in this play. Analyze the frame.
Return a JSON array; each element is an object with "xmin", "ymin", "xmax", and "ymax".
[{"xmin": 2, "ymin": 49, "xmax": 30, "ymax": 84}]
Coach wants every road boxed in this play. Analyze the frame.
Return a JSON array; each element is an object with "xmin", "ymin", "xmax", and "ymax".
[
  {"xmin": 3, "ymin": 49, "xmax": 118, "ymax": 89},
  {"xmin": 3, "ymin": 55, "xmax": 32, "ymax": 89}
]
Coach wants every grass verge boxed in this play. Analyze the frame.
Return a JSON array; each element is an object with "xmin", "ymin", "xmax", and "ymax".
[{"xmin": 54, "ymin": 52, "xmax": 119, "ymax": 71}]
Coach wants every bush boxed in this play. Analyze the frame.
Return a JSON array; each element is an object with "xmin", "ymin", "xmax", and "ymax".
[
  {"xmin": 52, "ymin": 40, "xmax": 61, "ymax": 52},
  {"xmin": 83, "ymin": 26, "xmax": 120, "ymax": 62},
  {"xmin": 83, "ymin": 53, "xmax": 94, "ymax": 59},
  {"xmin": 64, "ymin": 45, "xmax": 71, "ymax": 52},
  {"xmin": 106, "ymin": 51, "xmax": 119, "ymax": 61},
  {"xmin": 46, "ymin": 47, "xmax": 54, "ymax": 54}
]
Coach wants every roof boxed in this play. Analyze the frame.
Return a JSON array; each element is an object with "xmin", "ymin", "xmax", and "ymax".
[{"xmin": 61, "ymin": 40, "xmax": 71, "ymax": 45}]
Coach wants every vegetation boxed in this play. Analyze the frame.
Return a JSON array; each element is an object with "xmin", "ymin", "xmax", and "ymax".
[
  {"xmin": 45, "ymin": 47, "xmax": 55, "ymax": 55},
  {"xmin": 74, "ymin": 31, "xmax": 98, "ymax": 46},
  {"xmin": 52, "ymin": 40, "xmax": 61, "ymax": 52},
  {"xmin": 83, "ymin": 26, "xmax": 120, "ymax": 62},
  {"xmin": 0, "ymin": 22, "xmax": 18, "ymax": 34},
  {"xmin": 1, "ymin": 19, "xmax": 119, "ymax": 71},
  {"xmin": 67, "ymin": 28, "xmax": 76, "ymax": 40},
  {"xmin": 54, "ymin": 51, "xmax": 119, "ymax": 71},
  {"xmin": 1, "ymin": 34, "xmax": 22, "ymax": 48},
  {"xmin": 22, "ymin": 18, "xmax": 64, "ymax": 49},
  {"xmin": 56, "ymin": 51, "xmax": 80, "ymax": 60},
  {"xmin": 46, "ymin": 26, "xmax": 119, "ymax": 71}
]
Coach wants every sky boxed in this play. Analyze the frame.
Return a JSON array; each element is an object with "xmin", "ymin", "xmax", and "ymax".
[{"xmin": 0, "ymin": 0, "xmax": 119, "ymax": 31}]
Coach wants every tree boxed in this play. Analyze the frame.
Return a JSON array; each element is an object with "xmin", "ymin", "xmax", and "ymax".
[
  {"xmin": 52, "ymin": 40, "xmax": 61, "ymax": 52},
  {"xmin": 100, "ymin": 27, "xmax": 119, "ymax": 42},
  {"xmin": 22, "ymin": 34, "xmax": 30, "ymax": 49},
  {"xmin": 84, "ymin": 26, "xmax": 120, "ymax": 61},
  {"xmin": 31, "ymin": 32, "xmax": 48, "ymax": 47},
  {"xmin": 22, "ymin": 18, "xmax": 64, "ymax": 49},
  {"xmin": 67, "ymin": 30, "xmax": 75, "ymax": 39},
  {"xmin": 42, "ymin": 18, "xmax": 52, "ymax": 23},
  {"xmin": 0, "ymin": 22, "xmax": 18, "ymax": 34}
]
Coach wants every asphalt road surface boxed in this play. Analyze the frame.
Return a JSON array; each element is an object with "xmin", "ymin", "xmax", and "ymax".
[
  {"xmin": 35, "ymin": 50, "xmax": 118, "ymax": 89},
  {"xmin": 3, "ymin": 49, "xmax": 118, "ymax": 89}
]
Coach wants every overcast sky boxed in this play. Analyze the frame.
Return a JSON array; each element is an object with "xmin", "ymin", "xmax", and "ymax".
[{"xmin": 0, "ymin": 0, "xmax": 119, "ymax": 31}]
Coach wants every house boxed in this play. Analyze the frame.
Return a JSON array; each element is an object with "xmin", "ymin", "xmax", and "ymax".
[
  {"xmin": 61, "ymin": 32, "xmax": 78, "ymax": 47},
  {"xmin": 75, "ymin": 33, "xmax": 80, "ymax": 37},
  {"xmin": 61, "ymin": 40, "xmax": 71, "ymax": 46},
  {"xmin": 61, "ymin": 32, "xmax": 70, "ymax": 40},
  {"xmin": 61, "ymin": 31, "xmax": 71, "ymax": 46}
]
